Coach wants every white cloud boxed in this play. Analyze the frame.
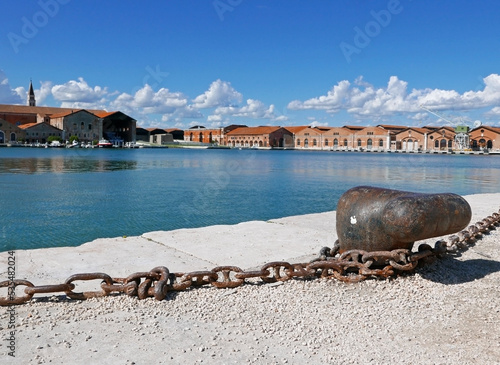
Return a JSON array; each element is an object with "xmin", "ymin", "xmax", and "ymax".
[
  {"xmin": 207, "ymin": 114, "xmax": 223, "ymax": 122},
  {"xmin": 287, "ymin": 74, "xmax": 500, "ymax": 122},
  {"xmin": 310, "ymin": 121, "xmax": 328, "ymax": 127},
  {"xmin": 288, "ymin": 80, "xmax": 351, "ymax": 112},
  {"xmin": 484, "ymin": 106, "xmax": 500, "ymax": 118},
  {"xmin": 0, "ymin": 70, "xmax": 24, "ymax": 104},
  {"xmin": 110, "ymin": 84, "xmax": 188, "ymax": 115},
  {"xmin": 52, "ymin": 77, "xmax": 108, "ymax": 103},
  {"xmin": 210, "ymin": 99, "xmax": 288, "ymax": 123},
  {"xmin": 192, "ymin": 79, "xmax": 242, "ymax": 109},
  {"xmin": 35, "ymin": 81, "xmax": 53, "ymax": 104}
]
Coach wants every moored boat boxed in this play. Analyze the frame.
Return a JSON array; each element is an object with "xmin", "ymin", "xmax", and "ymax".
[{"xmin": 97, "ymin": 139, "xmax": 113, "ymax": 148}]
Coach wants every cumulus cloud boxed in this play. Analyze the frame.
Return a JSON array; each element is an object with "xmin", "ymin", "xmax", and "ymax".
[
  {"xmin": 287, "ymin": 74, "xmax": 500, "ymax": 122},
  {"xmin": 310, "ymin": 120, "xmax": 329, "ymax": 128},
  {"xmin": 209, "ymin": 98, "xmax": 288, "ymax": 123},
  {"xmin": 35, "ymin": 81, "xmax": 53, "ymax": 104},
  {"xmin": 52, "ymin": 77, "xmax": 108, "ymax": 103},
  {"xmin": 111, "ymin": 84, "xmax": 188, "ymax": 115},
  {"xmin": 192, "ymin": 79, "xmax": 242, "ymax": 109},
  {"xmin": 0, "ymin": 70, "xmax": 24, "ymax": 104}
]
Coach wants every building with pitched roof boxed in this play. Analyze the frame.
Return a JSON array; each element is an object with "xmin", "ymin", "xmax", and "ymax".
[
  {"xmin": 49, "ymin": 109, "xmax": 100, "ymax": 143},
  {"xmin": 18, "ymin": 122, "xmax": 63, "ymax": 144},
  {"xmin": 469, "ymin": 126, "xmax": 500, "ymax": 151},
  {"xmin": 319, "ymin": 127, "xmax": 353, "ymax": 150},
  {"xmin": 393, "ymin": 127, "xmax": 431, "ymax": 151},
  {"xmin": 184, "ymin": 126, "xmax": 224, "ymax": 144},
  {"xmin": 225, "ymin": 126, "xmax": 293, "ymax": 148},
  {"xmin": 285, "ymin": 126, "xmax": 323, "ymax": 149},
  {"xmin": 427, "ymin": 126, "xmax": 456, "ymax": 151},
  {"xmin": 0, "ymin": 81, "xmax": 136, "ymax": 145},
  {"xmin": 0, "ymin": 118, "xmax": 25, "ymax": 144}
]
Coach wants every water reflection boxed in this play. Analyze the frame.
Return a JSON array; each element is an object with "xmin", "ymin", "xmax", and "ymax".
[
  {"xmin": 0, "ymin": 157, "xmax": 137, "ymax": 174},
  {"xmin": 1, "ymin": 148, "xmax": 500, "ymax": 251}
]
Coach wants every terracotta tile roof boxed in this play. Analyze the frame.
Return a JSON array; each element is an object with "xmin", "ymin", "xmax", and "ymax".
[
  {"xmin": 226, "ymin": 126, "xmax": 281, "ymax": 135},
  {"xmin": 398, "ymin": 127, "xmax": 431, "ymax": 134},
  {"xmin": 17, "ymin": 123, "xmax": 38, "ymax": 129},
  {"xmin": 377, "ymin": 124, "xmax": 408, "ymax": 130},
  {"xmin": 0, "ymin": 104, "xmax": 105, "ymax": 116},
  {"xmin": 164, "ymin": 128, "xmax": 182, "ymax": 132},
  {"xmin": 93, "ymin": 111, "xmax": 117, "ymax": 118},
  {"xmin": 18, "ymin": 122, "xmax": 61, "ymax": 131},
  {"xmin": 470, "ymin": 125, "xmax": 500, "ymax": 133},
  {"xmin": 343, "ymin": 125, "xmax": 365, "ymax": 130},
  {"xmin": 314, "ymin": 126, "xmax": 333, "ymax": 132},
  {"xmin": 284, "ymin": 126, "xmax": 309, "ymax": 134}
]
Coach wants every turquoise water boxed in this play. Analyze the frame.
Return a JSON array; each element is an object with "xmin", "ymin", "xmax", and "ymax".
[{"xmin": 1, "ymin": 147, "xmax": 500, "ymax": 251}]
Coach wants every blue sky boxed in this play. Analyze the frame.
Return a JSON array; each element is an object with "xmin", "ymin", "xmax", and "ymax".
[{"xmin": 1, "ymin": 0, "xmax": 500, "ymax": 129}]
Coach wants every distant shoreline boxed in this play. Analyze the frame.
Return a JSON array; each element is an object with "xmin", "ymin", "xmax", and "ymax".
[{"xmin": 1, "ymin": 142, "xmax": 500, "ymax": 155}]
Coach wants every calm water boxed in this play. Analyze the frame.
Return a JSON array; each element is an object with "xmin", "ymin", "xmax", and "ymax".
[{"xmin": 1, "ymin": 147, "xmax": 500, "ymax": 251}]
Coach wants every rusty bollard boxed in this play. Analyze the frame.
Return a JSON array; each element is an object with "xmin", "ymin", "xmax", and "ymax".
[{"xmin": 336, "ymin": 186, "xmax": 472, "ymax": 252}]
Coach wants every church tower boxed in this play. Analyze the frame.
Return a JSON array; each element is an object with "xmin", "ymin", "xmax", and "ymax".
[{"xmin": 28, "ymin": 79, "xmax": 36, "ymax": 106}]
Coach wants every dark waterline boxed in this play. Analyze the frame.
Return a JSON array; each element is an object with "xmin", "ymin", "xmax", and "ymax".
[{"xmin": 1, "ymin": 148, "xmax": 500, "ymax": 251}]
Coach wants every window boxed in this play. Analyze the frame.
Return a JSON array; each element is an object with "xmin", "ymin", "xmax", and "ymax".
[
  {"xmin": 333, "ymin": 132, "xmax": 339, "ymax": 136},
  {"xmin": 296, "ymin": 139, "xmax": 301, "ymax": 146},
  {"xmin": 313, "ymin": 139, "xmax": 317, "ymax": 146},
  {"xmin": 88, "ymin": 124, "xmax": 92, "ymax": 130},
  {"xmin": 324, "ymin": 139, "xmax": 329, "ymax": 146},
  {"xmin": 81, "ymin": 122, "xmax": 84, "ymax": 130},
  {"xmin": 304, "ymin": 138, "xmax": 309, "ymax": 148},
  {"xmin": 379, "ymin": 139, "xmax": 384, "ymax": 147},
  {"xmin": 343, "ymin": 139, "xmax": 348, "ymax": 147},
  {"xmin": 367, "ymin": 139, "xmax": 372, "ymax": 149},
  {"xmin": 367, "ymin": 132, "xmax": 374, "ymax": 135},
  {"xmin": 357, "ymin": 139, "xmax": 362, "ymax": 147},
  {"xmin": 334, "ymin": 138, "xmax": 338, "ymax": 146}
]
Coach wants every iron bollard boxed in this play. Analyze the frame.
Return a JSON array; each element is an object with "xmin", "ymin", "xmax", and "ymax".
[{"xmin": 336, "ymin": 186, "xmax": 472, "ymax": 252}]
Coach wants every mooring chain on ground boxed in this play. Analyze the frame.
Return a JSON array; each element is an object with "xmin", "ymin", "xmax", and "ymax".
[{"xmin": 1, "ymin": 209, "xmax": 499, "ymax": 306}]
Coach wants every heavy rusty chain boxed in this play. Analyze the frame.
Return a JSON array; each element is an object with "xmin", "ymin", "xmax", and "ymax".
[{"xmin": 1, "ymin": 209, "xmax": 499, "ymax": 306}]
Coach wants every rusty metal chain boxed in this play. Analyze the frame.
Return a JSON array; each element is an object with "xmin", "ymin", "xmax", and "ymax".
[{"xmin": 1, "ymin": 209, "xmax": 499, "ymax": 306}]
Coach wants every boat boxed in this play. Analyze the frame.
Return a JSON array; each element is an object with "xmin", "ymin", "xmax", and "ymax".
[
  {"xmin": 97, "ymin": 139, "xmax": 113, "ymax": 148},
  {"xmin": 49, "ymin": 140, "xmax": 62, "ymax": 148},
  {"xmin": 66, "ymin": 141, "xmax": 80, "ymax": 148}
]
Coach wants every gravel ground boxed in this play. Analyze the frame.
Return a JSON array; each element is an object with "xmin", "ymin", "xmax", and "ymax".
[{"xmin": 1, "ymin": 195, "xmax": 500, "ymax": 365}]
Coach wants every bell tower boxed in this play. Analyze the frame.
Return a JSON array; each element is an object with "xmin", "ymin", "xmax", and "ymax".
[{"xmin": 28, "ymin": 79, "xmax": 36, "ymax": 106}]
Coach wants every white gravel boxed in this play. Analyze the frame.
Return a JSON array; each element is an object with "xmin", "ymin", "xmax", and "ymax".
[{"xmin": 1, "ymin": 194, "xmax": 500, "ymax": 364}]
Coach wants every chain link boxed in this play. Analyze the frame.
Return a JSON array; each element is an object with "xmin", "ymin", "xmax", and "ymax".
[{"xmin": 1, "ymin": 208, "xmax": 499, "ymax": 306}]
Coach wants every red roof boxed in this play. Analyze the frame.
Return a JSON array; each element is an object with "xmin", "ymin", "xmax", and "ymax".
[
  {"xmin": 284, "ymin": 126, "xmax": 309, "ymax": 134},
  {"xmin": 93, "ymin": 111, "xmax": 117, "ymax": 118},
  {"xmin": 226, "ymin": 126, "xmax": 281, "ymax": 135},
  {"xmin": 17, "ymin": 123, "xmax": 38, "ymax": 129}
]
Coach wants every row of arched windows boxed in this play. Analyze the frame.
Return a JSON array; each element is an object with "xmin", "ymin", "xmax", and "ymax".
[
  {"xmin": 296, "ymin": 138, "xmax": 385, "ymax": 148},
  {"xmin": 0, "ymin": 131, "xmax": 16, "ymax": 143}
]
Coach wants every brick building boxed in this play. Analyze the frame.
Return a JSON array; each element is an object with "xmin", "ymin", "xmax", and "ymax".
[
  {"xmin": 19, "ymin": 122, "xmax": 63, "ymax": 144},
  {"xmin": 226, "ymin": 126, "xmax": 294, "ymax": 148},
  {"xmin": 184, "ymin": 126, "xmax": 224, "ymax": 144},
  {"xmin": 0, "ymin": 118, "xmax": 25, "ymax": 143},
  {"xmin": 469, "ymin": 126, "xmax": 500, "ymax": 151}
]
